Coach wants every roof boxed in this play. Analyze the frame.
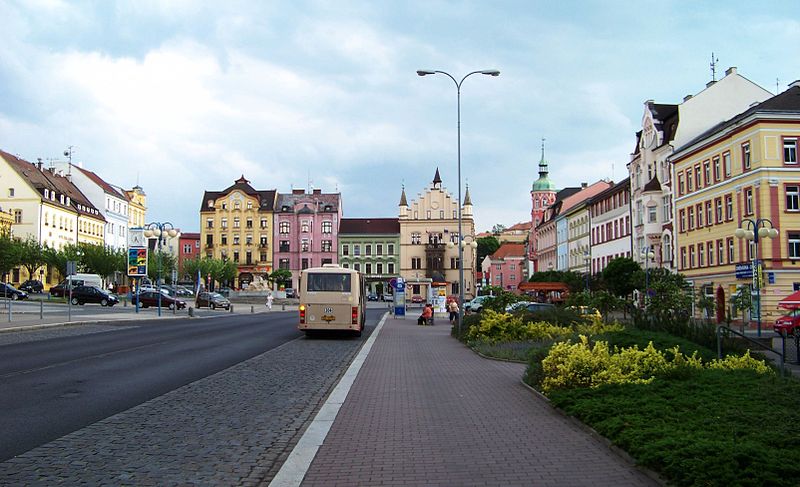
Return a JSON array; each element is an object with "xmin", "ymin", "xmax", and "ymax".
[
  {"xmin": 676, "ymin": 85, "xmax": 800, "ymax": 155},
  {"xmin": 275, "ymin": 191, "xmax": 341, "ymax": 213},
  {"xmin": 433, "ymin": 167, "xmax": 442, "ymax": 185},
  {"xmin": 591, "ymin": 177, "xmax": 630, "ymax": 203},
  {"xmin": 200, "ymin": 176, "xmax": 277, "ymax": 212},
  {"xmin": 642, "ymin": 176, "xmax": 662, "ymax": 193},
  {"xmin": 506, "ymin": 221, "xmax": 532, "ymax": 232},
  {"xmin": 490, "ymin": 243, "xmax": 526, "ymax": 260},
  {"xmin": 74, "ymin": 165, "xmax": 127, "ymax": 200},
  {"xmin": 399, "ymin": 187, "xmax": 408, "ymax": 206},
  {"xmin": 181, "ymin": 232, "xmax": 201, "ymax": 239},
  {"xmin": 339, "ymin": 218, "xmax": 400, "ymax": 235},
  {"xmin": 463, "ymin": 185, "xmax": 472, "ymax": 205}
]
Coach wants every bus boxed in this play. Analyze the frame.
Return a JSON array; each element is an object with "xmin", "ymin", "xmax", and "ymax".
[{"xmin": 298, "ymin": 264, "xmax": 366, "ymax": 336}]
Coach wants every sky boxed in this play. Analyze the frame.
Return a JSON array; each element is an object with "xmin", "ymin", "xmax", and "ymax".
[{"xmin": 2, "ymin": 0, "xmax": 799, "ymax": 234}]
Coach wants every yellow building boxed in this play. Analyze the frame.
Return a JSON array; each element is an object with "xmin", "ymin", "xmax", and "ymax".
[
  {"xmin": 0, "ymin": 207, "xmax": 12, "ymax": 235},
  {"xmin": 671, "ymin": 83, "xmax": 800, "ymax": 326},
  {"xmin": 125, "ymin": 185, "xmax": 147, "ymax": 229},
  {"xmin": 398, "ymin": 168, "xmax": 477, "ymax": 300},
  {"xmin": 200, "ymin": 176, "xmax": 277, "ymax": 287}
]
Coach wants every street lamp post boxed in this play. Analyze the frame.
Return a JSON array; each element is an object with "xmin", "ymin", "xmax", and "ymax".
[
  {"xmin": 641, "ymin": 246, "xmax": 655, "ymax": 305},
  {"xmin": 734, "ymin": 218, "xmax": 778, "ymax": 337},
  {"xmin": 417, "ymin": 68, "xmax": 499, "ymax": 335},
  {"xmin": 583, "ymin": 251, "xmax": 591, "ymax": 291},
  {"xmin": 143, "ymin": 222, "xmax": 180, "ymax": 317},
  {"xmin": 447, "ymin": 235, "xmax": 478, "ymax": 331}
]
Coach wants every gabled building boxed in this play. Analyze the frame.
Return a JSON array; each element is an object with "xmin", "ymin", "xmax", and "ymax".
[
  {"xmin": 671, "ymin": 82, "xmax": 800, "ymax": 324},
  {"xmin": 589, "ymin": 178, "xmax": 632, "ymax": 274},
  {"xmin": 124, "ymin": 185, "xmax": 147, "ymax": 229},
  {"xmin": 483, "ymin": 243, "xmax": 526, "ymax": 292},
  {"xmin": 200, "ymin": 176, "xmax": 278, "ymax": 288},
  {"xmin": 398, "ymin": 168, "xmax": 477, "ymax": 300},
  {"xmin": 273, "ymin": 187, "xmax": 342, "ymax": 290},
  {"xmin": 338, "ymin": 218, "xmax": 400, "ymax": 295},
  {"xmin": 628, "ymin": 67, "xmax": 772, "ymax": 272}
]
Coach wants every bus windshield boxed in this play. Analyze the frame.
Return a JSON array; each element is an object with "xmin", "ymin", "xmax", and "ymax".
[{"xmin": 306, "ymin": 273, "xmax": 352, "ymax": 292}]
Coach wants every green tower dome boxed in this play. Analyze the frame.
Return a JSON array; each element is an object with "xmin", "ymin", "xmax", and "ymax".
[{"xmin": 532, "ymin": 139, "xmax": 556, "ymax": 191}]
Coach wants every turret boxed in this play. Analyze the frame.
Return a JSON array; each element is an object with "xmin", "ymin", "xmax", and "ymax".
[{"xmin": 399, "ymin": 185, "xmax": 409, "ymax": 220}]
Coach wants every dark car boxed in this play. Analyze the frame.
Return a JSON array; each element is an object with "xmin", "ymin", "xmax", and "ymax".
[
  {"xmin": 19, "ymin": 279, "xmax": 44, "ymax": 294},
  {"xmin": 0, "ymin": 283, "xmax": 28, "ymax": 300},
  {"xmin": 284, "ymin": 288, "xmax": 296, "ymax": 299},
  {"xmin": 367, "ymin": 293, "xmax": 379, "ymax": 301},
  {"xmin": 132, "ymin": 291, "xmax": 186, "ymax": 310},
  {"xmin": 69, "ymin": 286, "xmax": 119, "ymax": 306},
  {"xmin": 525, "ymin": 303, "xmax": 556, "ymax": 313},
  {"xmin": 196, "ymin": 291, "xmax": 231, "ymax": 310}
]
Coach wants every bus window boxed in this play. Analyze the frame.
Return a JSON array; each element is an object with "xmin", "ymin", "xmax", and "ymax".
[{"xmin": 307, "ymin": 273, "xmax": 352, "ymax": 292}]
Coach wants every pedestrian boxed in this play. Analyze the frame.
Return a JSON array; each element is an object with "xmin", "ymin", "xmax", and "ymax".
[
  {"xmin": 448, "ymin": 299, "xmax": 459, "ymax": 324},
  {"xmin": 423, "ymin": 303, "xmax": 433, "ymax": 325},
  {"xmin": 266, "ymin": 292, "xmax": 273, "ymax": 311}
]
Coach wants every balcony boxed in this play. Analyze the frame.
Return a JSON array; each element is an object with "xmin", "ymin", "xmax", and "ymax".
[{"xmin": 205, "ymin": 243, "xmax": 214, "ymax": 249}]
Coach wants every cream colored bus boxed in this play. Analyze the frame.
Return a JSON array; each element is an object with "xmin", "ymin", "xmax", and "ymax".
[{"xmin": 298, "ymin": 264, "xmax": 366, "ymax": 336}]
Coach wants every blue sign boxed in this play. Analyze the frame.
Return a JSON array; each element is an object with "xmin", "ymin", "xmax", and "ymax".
[
  {"xmin": 735, "ymin": 263, "xmax": 752, "ymax": 279},
  {"xmin": 394, "ymin": 278, "xmax": 405, "ymax": 316},
  {"xmin": 768, "ymin": 272, "xmax": 775, "ymax": 285}
]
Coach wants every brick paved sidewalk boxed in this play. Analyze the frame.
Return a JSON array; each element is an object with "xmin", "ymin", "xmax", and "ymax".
[{"xmin": 301, "ymin": 316, "xmax": 660, "ymax": 487}]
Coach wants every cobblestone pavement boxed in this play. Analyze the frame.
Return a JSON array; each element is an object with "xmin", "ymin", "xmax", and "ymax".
[
  {"xmin": 301, "ymin": 317, "xmax": 659, "ymax": 487},
  {"xmin": 0, "ymin": 322, "xmax": 374, "ymax": 486}
]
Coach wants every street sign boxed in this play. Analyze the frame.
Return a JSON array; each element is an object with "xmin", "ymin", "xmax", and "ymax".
[
  {"xmin": 735, "ymin": 263, "xmax": 752, "ymax": 279},
  {"xmin": 127, "ymin": 248, "xmax": 148, "ymax": 277},
  {"xmin": 768, "ymin": 272, "xmax": 775, "ymax": 285},
  {"xmin": 66, "ymin": 260, "xmax": 77, "ymax": 276},
  {"xmin": 128, "ymin": 228, "xmax": 146, "ymax": 248}
]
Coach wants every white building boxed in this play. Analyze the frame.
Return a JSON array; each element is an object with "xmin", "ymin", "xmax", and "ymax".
[
  {"xmin": 589, "ymin": 178, "xmax": 631, "ymax": 274},
  {"xmin": 50, "ymin": 162, "xmax": 130, "ymax": 250},
  {"xmin": 628, "ymin": 67, "xmax": 772, "ymax": 270}
]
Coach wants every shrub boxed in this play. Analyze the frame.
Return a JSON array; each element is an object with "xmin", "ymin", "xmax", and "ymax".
[{"xmin": 466, "ymin": 309, "xmax": 572, "ymax": 344}]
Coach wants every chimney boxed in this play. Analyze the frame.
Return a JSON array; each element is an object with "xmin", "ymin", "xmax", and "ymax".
[
  {"xmin": 313, "ymin": 189, "xmax": 321, "ymax": 195},
  {"xmin": 581, "ymin": 182, "xmax": 588, "ymax": 189},
  {"xmin": 789, "ymin": 80, "xmax": 800, "ymax": 89},
  {"xmin": 725, "ymin": 66, "xmax": 737, "ymax": 76},
  {"xmin": 706, "ymin": 80, "xmax": 716, "ymax": 88},
  {"xmin": 292, "ymin": 189, "xmax": 304, "ymax": 195},
  {"xmin": 683, "ymin": 94, "xmax": 693, "ymax": 102},
  {"xmin": 36, "ymin": 158, "xmax": 43, "ymax": 170}
]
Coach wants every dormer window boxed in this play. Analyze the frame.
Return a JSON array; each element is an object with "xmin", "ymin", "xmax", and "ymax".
[
  {"xmin": 44, "ymin": 189, "xmax": 49, "ymax": 198},
  {"xmin": 60, "ymin": 195, "xmax": 65, "ymax": 204},
  {"xmin": 207, "ymin": 200, "xmax": 214, "ymax": 208},
  {"xmin": 66, "ymin": 197, "xmax": 70, "ymax": 206}
]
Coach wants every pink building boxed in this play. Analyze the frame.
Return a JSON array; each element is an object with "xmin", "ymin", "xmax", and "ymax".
[
  {"xmin": 484, "ymin": 243, "xmax": 527, "ymax": 292},
  {"xmin": 178, "ymin": 232, "xmax": 200, "ymax": 280},
  {"xmin": 273, "ymin": 188, "xmax": 342, "ymax": 289}
]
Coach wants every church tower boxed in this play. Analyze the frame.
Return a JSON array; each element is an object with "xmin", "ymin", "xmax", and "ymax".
[{"xmin": 529, "ymin": 139, "xmax": 557, "ymax": 271}]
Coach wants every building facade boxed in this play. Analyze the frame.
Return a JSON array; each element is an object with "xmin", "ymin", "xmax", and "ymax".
[
  {"xmin": 485, "ymin": 243, "xmax": 526, "ymax": 292},
  {"xmin": 200, "ymin": 176, "xmax": 277, "ymax": 288},
  {"xmin": 629, "ymin": 67, "xmax": 772, "ymax": 272},
  {"xmin": 398, "ymin": 169, "xmax": 476, "ymax": 301},
  {"xmin": 589, "ymin": 178, "xmax": 632, "ymax": 274},
  {"xmin": 671, "ymin": 83, "xmax": 800, "ymax": 324},
  {"xmin": 273, "ymin": 188, "xmax": 342, "ymax": 289},
  {"xmin": 178, "ymin": 232, "xmax": 201, "ymax": 279},
  {"xmin": 529, "ymin": 141, "xmax": 557, "ymax": 274},
  {"xmin": 338, "ymin": 218, "xmax": 400, "ymax": 295},
  {"xmin": 125, "ymin": 185, "xmax": 147, "ymax": 229}
]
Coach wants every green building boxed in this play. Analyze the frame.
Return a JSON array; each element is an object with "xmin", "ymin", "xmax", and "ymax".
[{"xmin": 338, "ymin": 218, "xmax": 400, "ymax": 296}]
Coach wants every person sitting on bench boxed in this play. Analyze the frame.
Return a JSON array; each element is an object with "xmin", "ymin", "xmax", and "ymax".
[{"xmin": 418, "ymin": 303, "xmax": 433, "ymax": 325}]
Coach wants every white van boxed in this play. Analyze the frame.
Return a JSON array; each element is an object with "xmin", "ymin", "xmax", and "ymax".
[{"xmin": 67, "ymin": 273, "xmax": 103, "ymax": 289}]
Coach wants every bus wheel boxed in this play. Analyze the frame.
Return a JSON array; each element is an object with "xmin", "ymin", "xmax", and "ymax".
[{"xmin": 353, "ymin": 328, "xmax": 362, "ymax": 338}]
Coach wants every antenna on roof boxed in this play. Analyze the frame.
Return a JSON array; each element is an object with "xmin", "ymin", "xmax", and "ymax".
[
  {"xmin": 777, "ymin": 77, "xmax": 780, "ymax": 95},
  {"xmin": 709, "ymin": 52, "xmax": 719, "ymax": 81}
]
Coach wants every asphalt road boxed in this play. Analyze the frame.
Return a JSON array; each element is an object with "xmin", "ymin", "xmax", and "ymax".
[{"xmin": 0, "ymin": 311, "xmax": 304, "ymax": 462}]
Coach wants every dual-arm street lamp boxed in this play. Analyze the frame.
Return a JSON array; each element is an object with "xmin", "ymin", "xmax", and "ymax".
[
  {"xmin": 641, "ymin": 246, "xmax": 655, "ymax": 305},
  {"xmin": 417, "ymin": 68, "xmax": 500, "ymax": 335},
  {"xmin": 143, "ymin": 222, "xmax": 180, "ymax": 316},
  {"xmin": 734, "ymin": 218, "xmax": 778, "ymax": 337}
]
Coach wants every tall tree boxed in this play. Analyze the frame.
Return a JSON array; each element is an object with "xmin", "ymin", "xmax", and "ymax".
[
  {"xmin": 600, "ymin": 257, "xmax": 641, "ymax": 297},
  {"xmin": 476, "ymin": 236, "xmax": 500, "ymax": 266},
  {"xmin": 0, "ymin": 234, "xmax": 21, "ymax": 280},
  {"xmin": 80, "ymin": 243, "xmax": 125, "ymax": 284},
  {"xmin": 147, "ymin": 250, "xmax": 177, "ymax": 284},
  {"xmin": 43, "ymin": 244, "xmax": 82, "ymax": 281},
  {"xmin": 269, "ymin": 269, "xmax": 292, "ymax": 287},
  {"xmin": 18, "ymin": 237, "xmax": 46, "ymax": 281}
]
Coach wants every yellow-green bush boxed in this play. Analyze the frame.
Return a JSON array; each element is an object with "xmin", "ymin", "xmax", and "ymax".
[
  {"xmin": 540, "ymin": 336, "xmax": 772, "ymax": 394},
  {"xmin": 466, "ymin": 310, "xmax": 572, "ymax": 344}
]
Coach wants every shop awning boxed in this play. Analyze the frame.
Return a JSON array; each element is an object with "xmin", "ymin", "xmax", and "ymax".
[{"xmin": 778, "ymin": 290, "xmax": 800, "ymax": 310}]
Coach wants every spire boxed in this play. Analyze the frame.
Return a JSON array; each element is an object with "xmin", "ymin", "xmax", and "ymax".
[
  {"xmin": 433, "ymin": 167, "xmax": 442, "ymax": 187},
  {"xmin": 532, "ymin": 137, "xmax": 556, "ymax": 192},
  {"xmin": 235, "ymin": 174, "xmax": 250, "ymax": 185},
  {"xmin": 399, "ymin": 185, "xmax": 408, "ymax": 206},
  {"xmin": 463, "ymin": 184, "xmax": 472, "ymax": 206},
  {"xmin": 538, "ymin": 138, "xmax": 548, "ymax": 174}
]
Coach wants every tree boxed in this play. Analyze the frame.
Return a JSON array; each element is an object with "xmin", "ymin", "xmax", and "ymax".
[
  {"xmin": 601, "ymin": 257, "xmax": 641, "ymax": 297},
  {"xmin": 476, "ymin": 236, "xmax": 500, "ymax": 267},
  {"xmin": 0, "ymin": 234, "xmax": 21, "ymax": 280},
  {"xmin": 148, "ymin": 250, "xmax": 177, "ymax": 284},
  {"xmin": 79, "ymin": 243, "xmax": 125, "ymax": 284},
  {"xmin": 43, "ymin": 244, "xmax": 82, "ymax": 281},
  {"xmin": 643, "ymin": 268, "xmax": 693, "ymax": 323},
  {"xmin": 529, "ymin": 269, "xmax": 584, "ymax": 293},
  {"xmin": 269, "ymin": 269, "xmax": 292, "ymax": 288},
  {"xmin": 491, "ymin": 224, "xmax": 506, "ymax": 235},
  {"xmin": 18, "ymin": 237, "xmax": 46, "ymax": 281}
]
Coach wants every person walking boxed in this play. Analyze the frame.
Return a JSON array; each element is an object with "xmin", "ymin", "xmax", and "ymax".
[
  {"xmin": 448, "ymin": 298, "xmax": 459, "ymax": 325},
  {"xmin": 266, "ymin": 292, "xmax": 274, "ymax": 311}
]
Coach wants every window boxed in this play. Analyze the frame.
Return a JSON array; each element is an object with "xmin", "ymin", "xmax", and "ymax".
[
  {"xmin": 690, "ymin": 245, "xmax": 696, "ymax": 267},
  {"xmin": 663, "ymin": 196, "xmax": 671, "ymax": 221},
  {"xmin": 301, "ymin": 221, "xmax": 310, "ymax": 233},
  {"xmin": 221, "ymin": 234, "xmax": 228, "ymax": 245},
  {"xmin": 279, "ymin": 240, "xmax": 290, "ymax": 252},
  {"xmin": 707, "ymin": 241, "xmax": 714, "ymax": 266},
  {"xmin": 322, "ymin": 221, "xmax": 332, "ymax": 234},
  {"xmin": 321, "ymin": 240, "xmax": 332, "ymax": 252},
  {"xmin": 698, "ymin": 243, "xmax": 705, "ymax": 267},
  {"xmin": 703, "ymin": 161, "xmax": 710, "ymax": 186},
  {"xmin": 678, "ymin": 173, "xmax": 685, "ymax": 195},
  {"xmin": 787, "ymin": 185, "xmax": 800, "ymax": 211},
  {"xmin": 696, "ymin": 204, "xmax": 703, "ymax": 228},
  {"xmin": 365, "ymin": 245, "xmax": 372, "ymax": 256},
  {"xmin": 713, "ymin": 157, "xmax": 720, "ymax": 181},
  {"xmin": 14, "ymin": 209, "xmax": 22, "ymax": 224},
  {"xmin": 246, "ymin": 218, "xmax": 253, "ymax": 228},
  {"xmin": 233, "ymin": 251, "xmax": 239, "ymax": 263},
  {"xmin": 207, "ymin": 218, "xmax": 214, "ymax": 229},
  {"xmin": 388, "ymin": 263, "xmax": 395, "ymax": 274},
  {"xmin": 742, "ymin": 143, "xmax": 750, "ymax": 171},
  {"xmin": 354, "ymin": 244, "xmax": 360, "ymax": 256},
  {"xmin": 366, "ymin": 263, "xmax": 372, "ymax": 274},
  {"xmin": 246, "ymin": 235, "xmax": 252, "ymax": 245},
  {"xmin": 680, "ymin": 247, "xmax": 687, "ymax": 270},
  {"xmin": 301, "ymin": 239, "xmax": 309, "ymax": 252},
  {"xmin": 784, "ymin": 138, "xmax": 798, "ymax": 164},
  {"xmin": 663, "ymin": 235, "xmax": 671, "ymax": 264},
  {"xmin": 388, "ymin": 244, "xmax": 395, "ymax": 255},
  {"xmin": 221, "ymin": 218, "xmax": 228, "ymax": 229},
  {"xmin": 725, "ymin": 194, "xmax": 733, "ymax": 220},
  {"xmin": 260, "ymin": 252, "xmax": 267, "ymax": 261},
  {"xmin": 648, "ymin": 206, "xmax": 657, "ymax": 223},
  {"xmin": 233, "ymin": 201, "xmax": 240, "ymax": 210},
  {"xmin": 439, "ymin": 210, "xmax": 444, "ymax": 219},
  {"xmin": 715, "ymin": 198, "xmax": 723, "ymax": 223},
  {"xmin": 260, "ymin": 235, "xmax": 268, "ymax": 246},
  {"xmin": 279, "ymin": 258, "xmax": 290, "ymax": 270},
  {"xmin": 706, "ymin": 201, "xmax": 713, "ymax": 227},
  {"xmin": 342, "ymin": 244, "xmax": 349, "ymax": 256},
  {"xmin": 233, "ymin": 235, "xmax": 239, "ymax": 245},
  {"xmin": 686, "ymin": 169, "xmax": 693, "ymax": 192},
  {"xmin": 376, "ymin": 244, "xmax": 383, "ymax": 255},
  {"xmin": 206, "ymin": 235, "xmax": 213, "ymax": 246},
  {"xmin": 426, "ymin": 210, "xmax": 431, "ymax": 219},
  {"xmin": 207, "ymin": 199, "xmax": 214, "ymax": 208},
  {"xmin": 717, "ymin": 240, "xmax": 725, "ymax": 265},
  {"xmin": 411, "ymin": 233, "xmax": 421, "ymax": 245},
  {"xmin": 247, "ymin": 201, "xmax": 253, "ymax": 210},
  {"xmin": 688, "ymin": 207, "xmax": 694, "ymax": 230},
  {"xmin": 8, "ymin": 188, "xmax": 14, "ymax": 197},
  {"xmin": 789, "ymin": 232, "xmax": 800, "ymax": 259},
  {"xmin": 411, "ymin": 257, "xmax": 421, "ymax": 269},
  {"xmin": 260, "ymin": 218, "xmax": 268, "ymax": 229},
  {"xmin": 279, "ymin": 221, "xmax": 290, "ymax": 234},
  {"xmin": 744, "ymin": 188, "xmax": 754, "ymax": 215},
  {"xmin": 727, "ymin": 238, "xmax": 735, "ymax": 264},
  {"xmin": 679, "ymin": 209, "xmax": 686, "ymax": 232}
]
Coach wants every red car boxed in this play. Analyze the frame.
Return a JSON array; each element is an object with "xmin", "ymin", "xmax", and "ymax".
[
  {"xmin": 132, "ymin": 291, "xmax": 186, "ymax": 310},
  {"xmin": 410, "ymin": 295, "xmax": 424, "ymax": 304},
  {"xmin": 774, "ymin": 309, "xmax": 800, "ymax": 337}
]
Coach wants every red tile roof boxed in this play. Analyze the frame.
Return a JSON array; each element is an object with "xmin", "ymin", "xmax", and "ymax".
[
  {"xmin": 75, "ymin": 165, "xmax": 127, "ymax": 200},
  {"xmin": 491, "ymin": 243, "xmax": 526, "ymax": 260}
]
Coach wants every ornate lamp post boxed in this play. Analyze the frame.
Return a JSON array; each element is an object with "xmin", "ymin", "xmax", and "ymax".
[
  {"xmin": 641, "ymin": 246, "xmax": 655, "ymax": 305},
  {"xmin": 143, "ymin": 222, "xmax": 180, "ymax": 316},
  {"xmin": 417, "ymin": 68, "xmax": 499, "ymax": 335},
  {"xmin": 734, "ymin": 218, "xmax": 778, "ymax": 337}
]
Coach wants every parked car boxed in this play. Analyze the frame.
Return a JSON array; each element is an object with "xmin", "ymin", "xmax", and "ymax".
[
  {"xmin": 0, "ymin": 283, "xmax": 28, "ymax": 300},
  {"xmin": 524, "ymin": 302, "xmax": 556, "ymax": 313},
  {"xmin": 69, "ymin": 286, "xmax": 119, "ymax": 306},
  {"xmin": 50, "ymin": 275, "xmax": 102, "ymax": 297},
  {"xmin": 410, "ymin": 295, "xmax": 424, "ymax": 304},
  {"xmin": 196, "ymin": 291, "xmax": 231, "ymax": 310},
  {"xmin": 381, "ymin": 293, "xmax": 393, "ymax": 302},
  {"xmin": 132, "ymin": 291, "xmax": 186, "ymax": 310},
  {"xmin": 367, "ymin": 293, "xmax": 379, "ymax": 301},
  {"xmin": 284, "ymin": 288, "xmax": 296, "ymax": 298},
  {"xmin": 19, "ymin": 279, "xmax": 44, "ymax": 294},
  {"xmin": 505, "ymin": 301, "xmax": 533, "ymax": 312},
  {"xmin": 774, "ymin": 309, "xmax": 800, "ymax": 337},
  {"xmin": 465, "ymin": 295, "xmax": 492, "ymax": 312}
]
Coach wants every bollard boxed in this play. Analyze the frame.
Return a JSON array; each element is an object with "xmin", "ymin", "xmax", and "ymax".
[
  {"xmin": 282, "ymin": 304, "xmax": 286, "ymax": 311},
  {"xmin": 40, "ymin": 299, "xmax": 43, "ymax": 319},
  {"xmin": 188, "ymin": 306, "xmax": 194, "ymax": 317},
  {"xmin": 250, "ymin": 305, "xmax": 254, "ymax": 314},
  {"xmin": 229, "ymin": 304, "xmax": 234, "ymax": 313}
]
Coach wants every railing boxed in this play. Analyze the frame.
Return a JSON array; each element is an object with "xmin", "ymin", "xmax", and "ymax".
[{"xmin": 716, "ymin": 325, "xmax": 785, "ymax": 377}]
